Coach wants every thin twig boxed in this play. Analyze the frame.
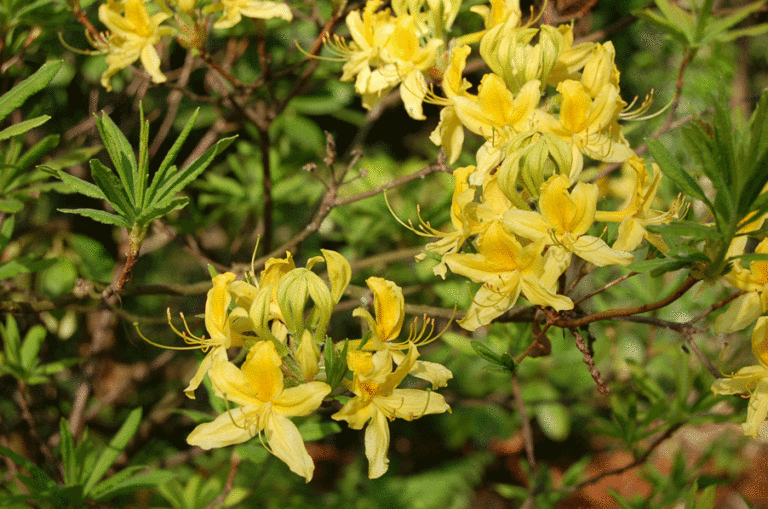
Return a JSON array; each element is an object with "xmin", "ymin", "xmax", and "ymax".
[
  {"xmin": 571, "ymin": 328, "xmax": 610, "ymax": 395},
  {"xmin": 204, "ymin": 450, "xmax": 241, "ymax": 509},
  {"xmin": 572, "ymin": 271, "xmax": 638, "ymax": 307},
  {"xmin": 555, "ymin": 275, "xmax": 698, "ymax": 329}
]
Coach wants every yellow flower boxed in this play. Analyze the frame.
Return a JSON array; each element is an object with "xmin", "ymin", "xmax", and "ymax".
[
  {"xmin": 326, "ymin": 0, "xmax": 442, "ymax": 119},
  {"xmin": 207, "ymin": 0, "xmax": 293, "ymax": 29},
  {"xmin": 712, "ymin": 317, "xmax": 768, "ymax": 437},
  {"xmin": 180, "ymin": 272, "xmax": 246, "ymax": 398},
  {"xmin": 537, "ymin": 80, "xmax": 634, "ymax": 177},
  {"xmin": 444, "ymin": 222, "xmax": 573, "ymax": 331},
  {"xmin": 452, "ymin": 75, "xmax": 540, "ymax": 183},
  {"xmin": 98, "ymin": 0, "xmax": 174, "ymax": 91},
  {"xmin": 429, "ymin": 45, "xmax": 473, "ymax": 163},
  {"xmin": 187, "ymin": 341, "xmax": 331, "ymax": 481},
  {"xmin": 331, "ymin": 345, "xmax": 450, "ymax": 478},
  {"xmin": 503, "ymin": 174, "xmax": 634, "ymax": 277},
  {"xmin": 353, "ymin": 277, "xmax": 453, "ymax": 388},
  {"xmin": 594, "ymin": 157, "xmax": 679, "ymax": 252},
  {"xmin": 714, "ymin": 238, "xmax": 768, "ymax": 335}
]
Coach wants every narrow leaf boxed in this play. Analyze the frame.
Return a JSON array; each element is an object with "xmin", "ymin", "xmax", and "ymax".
[
  {"xmin": 149, "ymin": 137, "xmax": 235, "ymax": 206},
  {"xmin": 0, "ymin": 61, "xmax": 61, "ymax": 123},
  {"xmin": 19, "ymin": 325, "xmax": 46, "ymax": 371},
  {"xmin": 700, "ymin": 0, "xmax": 766, "ymax": 43},
  {"xmin": 57, "ymin": 208, "xmax": 131, "ymax": 227},
  {"xmin": 90, "ymin": 466, "xmax": 174, "ymax": 501},
  {"xmin": 133, "ymin": 196, "xmax": 188, "ymax": 227},
  {"xmin": 50, "ymin": 168, "xmax": 107, "ymax": 200},
  {"xmin": 83, "ymin": 407, "xmax": 143, "ymax": 495},
  {"xmin": 146, "ymin": 109, "xmax": 200, "ymax": 205},
  {"xmin": 0, "ymin": 115, "xmax": 50, "ymax": 142},
  {"xmin": 647, "ymin": 139, "xmax": 713, "ymax": 211},
  {"xmin": 0, "ymin": 215, "xmax": 14, "ymax": 253},
  {"xmin": 1, "ymin": 315, "xmax": 21, "ymax": 365},
  {"xmin": 89, "ymin": 160, "xmax": 133, "ymax": 219},
  {"xmin": 470, "ymin": 340, "xmax": 502, "ymax": 364},
  {"xmin": 94, "ymin": 113, "xmax": 137, "ymax": 205},
  {"xmin": 59, "ymin": 418, "xmax": 78, "ymax": 486},
  {"xmin": 136, "ymin": 105, "xmax": 149, "ymax": 208},
  {"xmin": 0, "ymin": 445, "xmax": 55, "ymax": 490},
  {"xmin": 3, "ymin": 135, "xmax": 59, "ymax": 191}
]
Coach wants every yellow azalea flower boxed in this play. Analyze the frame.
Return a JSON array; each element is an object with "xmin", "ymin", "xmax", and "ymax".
[
  {"xmin": 353, "ymin": 277, "xmax": 453, "ymax": 388},
  {"xmin": 452, "ymin": 75, "xmax": 540, "ymax": 183},
  {"xmin": 712, "ymin": 317, "xmax": 768, "ymax": 437},
  {"xmin": 547, "ymin": 25, "xmax": 596, "ymax": 86},
  {"xmin": 187, "ymin": 341, "xmax": 331, "ymax": 481},
  {"xmin": 98, "ymin": 0, "xmax": 175, "ymax": 91},
  {"xmin": 326, "ymin": 0, "xmax": 442, "ymax": 119},
  {"xmin": 714, "ymin": 239, "xmax": 768, "ymax": 335},
  {"xmin": 444, "ymin": 222, "xmax": 573, "ymax": 331},
  {"xmin": 206, "ymin": 0, "xmax": 292, "ymax": 29},
  {"xmin": 580, "ymin": 42, "xmax": 621, "ymax": 98},
  {"xmin": 461, "ymin": 0, "xmax": 521, "ymax": 45},
  {"xmin": 332, "ymin": 345, "xmax": 450, "ymax": 478},
  {"xmin": 503, "ymin": 174, "xmax": 633, "ymax": 281},
  {"xmin": 594, "ymin": 157, "xmax": 679, "ymax": 253},
  {"xmin": 429, "ymin": 44, "xmax": 473, "ymax": 163},
  {"xmin": 182, "ymin": 272, "xmax": 245, "ymax": 398},
  {"xmin": 537, "ymin": 80, "xmax": 634, "ymax": 178},
  {"xmin": 405, "ymin": 166, "xmax": 478, "ymax": 278},
  {"xmin": 360, "ymin": 15, "xmax": 443, "ymax": 119},
  {"xmin": 480, "ymin": 24, "xmax": 565, "ymax": 94}
]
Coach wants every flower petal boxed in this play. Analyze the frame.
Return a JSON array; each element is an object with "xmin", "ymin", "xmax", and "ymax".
[
  {"xmin": 264, "ymin": 413, "xmax": 315, "ymax": 482},
  {"xmin": 187, "ymin": 406, "xmax": 259, "ymax": 449}
]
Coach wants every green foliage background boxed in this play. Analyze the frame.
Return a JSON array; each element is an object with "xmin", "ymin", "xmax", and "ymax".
[{"xmin": 1, "ymin": 0, "xmax": 768, "ymax": 508}]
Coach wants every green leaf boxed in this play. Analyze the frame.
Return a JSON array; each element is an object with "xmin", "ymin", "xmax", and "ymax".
[
  {"xmin": 535, "ymin": 403, "xmax": 570, "ymax": 442},
  {"xmin": 19, "ymin": 325, "xmax": 46, "ymax": 371},
  {"xmin": 59, "ymin": 418, "xmax": 78, "ymax": 486},
  {"xmin": 1, "ymin": 315, "xmax": 21, "ymax": 365},
  {"xmin": 634, "ymin": 9, "xmax": 689, "ymax": 45},
  {"xmin": 149, "ymin": 136, "xmax": 235, "ymax": 207},
  {"xmin": 146, "ymin": 109, "xmax": 200, "ymax": 207},
  {"xmin": 94, "ymin": 113, "xmax": 138, "ymax": 205},
  {"xmin": 50, "ymin": 168, "xmax": 107, "ymax": 200},
  {"xmin": 0, "ymin": 215, "xmax": 14, "ymax": 253},
  {"xmin": 717, "ymin": 22, "xmax": 768, "ymax": 42},
  {"xmin": 644, "ymin": 221, "xmax": 722, "ymax": 240},
  {"xmin": 700, "ymin": 0, "xmax": 766, "ymax": 44},
  {"xmin": 0, "ymin": 255, "xmax": 57, "ymax": 280},
  {"xmin": 0, "ymin": 115, "xmax": 50, "ymax": 142},
  {"xmin": 0, "ymin": 198, "xmax": 23, "ymax": 213},
  {"xmin": 0, "ymin": 61, "xmax": 61, "ymax": 123},
  {"xmin": 136, "ymin": 106, "xmax": 149, "ymax": 208},
  {"xmin": 57, "ymin": 208, "xmax": 131, "ymax": 228},
  {"xmin": 89, "ymin": 159, "xmax": 133, "ymax": 219},
  {"xmin": 90, "ymin": 467, "xmax": 175, "ymax": 502},
  {"xmin": 647, "ymin": 139, "xmax": 713, "ymax": 211},
  {"xmin": 82, "ymin": 407, "xmax": 143, "ymax": 496},
  {"xmin": 133, "ymin": 196, "xmax": 188, "ymax": 226},
  {"xmin": 470, "ymin": 340, "xmax": 502, "ymax": 365},
  {"xmin": 0, "ymin": 445, "xmax": 55, "ymax": 491},
  {"xmin": 3, "ymin": 134, "xmax": 59, "ymax": 193}
]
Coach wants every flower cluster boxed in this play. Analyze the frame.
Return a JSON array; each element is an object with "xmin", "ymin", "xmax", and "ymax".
[
  {"xmin": 89, "ymin": 0, "xmax": 293, "ymax": 91},
  {"xmin": 157, "ymin": 250, "xmax": 451, "ymax": 480},
  {"xmin": 327, "ymin": 0, "xmax": 679, "ymax": 331},
  {"xmin": 712, "ymin": 213, "xmax": 768, "ymax": 437}
]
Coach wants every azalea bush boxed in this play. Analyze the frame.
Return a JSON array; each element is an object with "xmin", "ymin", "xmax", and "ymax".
[{"xmin": 3, "ymin": 0, "xmax": 768, "ymax": 507}]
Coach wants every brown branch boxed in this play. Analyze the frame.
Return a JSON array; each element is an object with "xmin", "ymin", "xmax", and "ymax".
[
  {"xmin": 571, "ymin": 328, "xmax": 610, "ymax": 395},
  {"xmin": 554, "ymin": 275, "xmax": 698, "ymax": 329},
  {"xmin": 572, "ymin": 271, "xmax": 638, "ymax": 307},
  {"xmin": 149, "ymin": 51, "xmax": 196, "ymax": 159}
]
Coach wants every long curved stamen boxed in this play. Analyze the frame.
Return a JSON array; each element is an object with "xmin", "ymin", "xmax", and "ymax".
[
  {"xmin": 134, "ymin": 321, "xmax": 204, "ymax": 350},
  {"xmin": 166, "ymin": 308, "xmax": 216, "ymax": 351}
]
